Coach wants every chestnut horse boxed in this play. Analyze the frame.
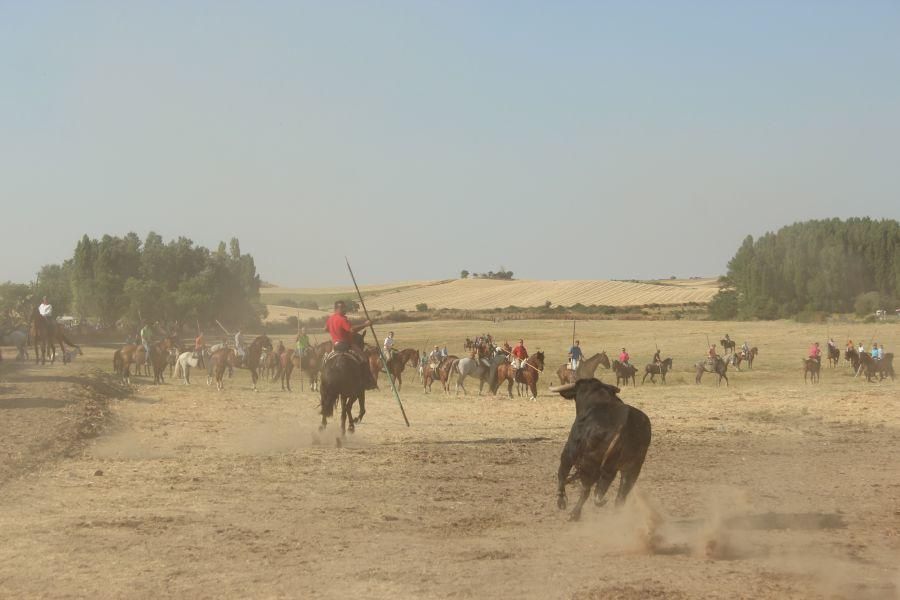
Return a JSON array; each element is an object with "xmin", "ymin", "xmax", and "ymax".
[
  {"xmin": 555, "ymin": 351, "xmax": 610, "ymax": 385},
  {"xmin": 423, "ymin": 355, "xmax": 458, "ymax": 393},
  {"xmin": 207, "ymin": 347, "xmax": 236, "ymax": 391},
  {"xmin": 385, "ymin": 348, "xmax": 419, "ymax": 391},
  {"xmin": 494, "ymin": 351, "xmax": 545, "ymax": 400}
]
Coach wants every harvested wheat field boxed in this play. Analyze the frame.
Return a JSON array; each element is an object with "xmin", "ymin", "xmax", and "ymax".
[
  {"xmin": 262, "ymin": 278, "xmax": 719, "ymax": 312},
  {"xmin": 1, "ymin": 319, "xmax": 898, "ymax": 599}
]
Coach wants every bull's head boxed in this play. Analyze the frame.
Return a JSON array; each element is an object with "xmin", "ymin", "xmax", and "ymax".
[{"xmin": 549, "ymin": 378, "xmax": 621, "ymax": 400}]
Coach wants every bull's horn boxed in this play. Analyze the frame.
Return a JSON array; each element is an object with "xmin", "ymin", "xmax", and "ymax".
[{"xmin": 548, "ymin": 382, "xmax": 577, "ymax": 393}]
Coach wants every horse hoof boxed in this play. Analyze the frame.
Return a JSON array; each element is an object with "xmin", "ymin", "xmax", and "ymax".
[
  {"xmin": 568, "ymin": 511, "xmax": 581, "ymax": 522},
  {"xmin": 557, "ymin": 495, "xmax": 567, "ymax": 510}
]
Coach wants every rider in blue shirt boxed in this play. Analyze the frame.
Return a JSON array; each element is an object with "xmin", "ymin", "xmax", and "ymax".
[{"xmin": 568, "ymin": 340, "xmax": 583, "ymax": 371}]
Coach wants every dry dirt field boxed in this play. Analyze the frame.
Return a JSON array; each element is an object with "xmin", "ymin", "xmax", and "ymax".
[{"xmin": 1, "ymin": 319, "xmax": 898, "ymax": 599}]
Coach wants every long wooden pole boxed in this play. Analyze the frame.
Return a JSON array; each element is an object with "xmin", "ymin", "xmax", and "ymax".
[{"xmin": 345, "ymin": 257, "xmax": 409, "ymax": 427}]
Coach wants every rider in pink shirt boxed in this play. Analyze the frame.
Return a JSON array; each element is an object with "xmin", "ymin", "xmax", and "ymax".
[
  {"xmin": 808, "ymin": 342, "xmax": 821, "ymax": 361},
  {"xmin": 619, "ymin": 348, "xmax": 630, "ymax": 366}
]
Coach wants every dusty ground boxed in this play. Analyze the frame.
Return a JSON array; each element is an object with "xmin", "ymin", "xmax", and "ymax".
[{"xmin": 0, "ymin": 320, "xmax": 898, "ymax": 599}]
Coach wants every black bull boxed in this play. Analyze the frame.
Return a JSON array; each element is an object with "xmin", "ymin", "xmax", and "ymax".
[{"xmin": 551, "ymin": 378, "xmax": 651, "ymax": 522}]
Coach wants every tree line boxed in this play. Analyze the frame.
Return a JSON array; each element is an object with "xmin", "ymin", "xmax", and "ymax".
[
  {"xmin": 0, "ymin": 233, "xmax": 265, "ymax": 331},
  {"xmin": 710, "ymin": 218, "xmax": 899, "ymax": 320}
]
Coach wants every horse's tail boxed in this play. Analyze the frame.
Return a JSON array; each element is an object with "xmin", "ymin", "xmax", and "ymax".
[{"xmin": 113, "ymin": 350, "xmax": 122, "ymax": 374}]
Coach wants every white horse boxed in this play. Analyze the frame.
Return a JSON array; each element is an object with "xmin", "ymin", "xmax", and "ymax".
[
  {"xmin": 174, "ymin": 351, "xmax": 200, "ymax": 384},
  {"xmin": 1, "ymin": 329, "xmax": 29, "ymax": 360}
]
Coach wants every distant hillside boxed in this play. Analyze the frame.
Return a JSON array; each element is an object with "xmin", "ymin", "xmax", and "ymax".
[{"xmin": 261, "ymin": 278, "xmax": 718, "ymax": 317}]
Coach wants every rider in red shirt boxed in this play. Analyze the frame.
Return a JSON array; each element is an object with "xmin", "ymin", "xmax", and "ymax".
[
  {"xmin": 325, "ymin": 300, "xmax": 375, "ymax": 388},
  {"xmin": 808, "ymin": 342, "xmax": 821, "ymax": 362},
  {"xmin": 511, "ymin": 339, "xmax": 528, "ymax": 368},
  {"xmin": 619, "ymin": 348, "xmax": 630, "ymax": 366}
]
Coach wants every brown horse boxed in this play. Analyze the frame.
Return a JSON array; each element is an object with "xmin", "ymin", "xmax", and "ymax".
[
  {"xmin": 385, "ymin": 348, "xmax": 419, "ymax": 391},
  {"xmin": 803, "ymin": 358, "xmax": 820, "ymax": 383},
  {"xmin": 282, "ymin": 341, "xmax": 332, "ymax": 392},
  {"xmin": 262, "ymin": 342, "xmax": 284, "ymax": 381},
  {"xmin": 29, "ymin": 306, "xmax": 55, "ymax": 365},
  {"xmin": 556, "ymin": 352, "xmax": 610, "ymax": 385},
  {"xmin": 612, "ymin": 360, "xmax": 637, "ymax": 387},
  {"xmin": 732, "ymin": 347, "xmax": 758, "ymax": 371},
  {"xmin": 149, "ymin": 336, "xmax": 180, "ymax": 384},
  {"xmin": 114, "ymin": 343, "xmax": 154, "ymax": 382},
  {"xmin": 494, "ymin": 351, "xmax": 545, "ymax": 400},
  {"xmin": 423, "ymin": 355, "xmax": 457, "ymax": 393},
  {"xmin": 51, "ymin": 326, "xmax": 81, "ymax": 364},
  {"xmin": 207, "ymin": 347, "xmax": 236, "ymax": 391}
]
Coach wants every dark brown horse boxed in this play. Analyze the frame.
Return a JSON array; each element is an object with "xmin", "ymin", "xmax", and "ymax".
[
  {"xmin": 494, "ymin": 351, "xmax": 545, "ymax": 400},
  {"xmin": 720, "ymin": 338, "xmax": 736, "ymax": 354},
  {"xmin": 206, "ymin": 347, "xmax": 236, "ymax": 390},
  {"xmin": 641, "ymin": 357, "xmax": 673, "ymax": 384},
  {"xmin": 319, "ymin": 331, "xmax": 368, "ymax": 436},
  {"xmin": 242, "ymin": 335, "xmax": 273, "ymax": 391},
  {"xmin": 803, "ymin": 358, "xmax": 820, "ymax": 383},
  {"xmin": 611, "ymin": 360, "xmax": 637, "ymax": 387},
  {"xmin": 858, "ymin": 352, "xmax": 895, "ymax": 382},
  {"xmin": 825, "ymin": 345, "xmax": 840, "ymax": 368},
  {"xmin": 556, "ymin": 352, "xmax": 610, "ymax": 385}
]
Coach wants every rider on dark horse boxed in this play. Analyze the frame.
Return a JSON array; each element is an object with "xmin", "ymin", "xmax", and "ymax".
[{"xmin": 325, "ymin": 300, "xmax": 377, "ymax": 390}]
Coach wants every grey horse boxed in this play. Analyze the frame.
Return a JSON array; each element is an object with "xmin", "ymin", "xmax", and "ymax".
[
  {"xmin": 452, "ymin": 354, "xmax": 506, "ymax": 395},
  {"xmin": 1, "ymin": 328, "xmax": 29, "ymax": 360},
  {"xmin": 695, "ymin": 355, "xmax": 729, "ymax": 386}
]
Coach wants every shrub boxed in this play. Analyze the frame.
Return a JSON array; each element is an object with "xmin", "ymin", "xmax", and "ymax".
[{"xmin": 415, "ymin": 303, "xmax": 429, "ymax": 312}]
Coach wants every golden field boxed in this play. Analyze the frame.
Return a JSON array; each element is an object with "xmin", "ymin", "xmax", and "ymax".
[{"xmin": 261, "ymin": 277, "xmax": 720, "ymax": 313}]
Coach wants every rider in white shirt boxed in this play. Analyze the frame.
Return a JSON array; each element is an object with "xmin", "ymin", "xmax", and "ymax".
[
  {"xmin": 38, "ymin": 297, "xmax": 55, "ymax": 332},
  {"xmin": 383, "ymin": 332, "xmax": 395, "ymax": 358}
]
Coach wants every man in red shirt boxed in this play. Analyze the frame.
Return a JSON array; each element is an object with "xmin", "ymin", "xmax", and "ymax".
[
  {"xmin": 325, "ymin": 300, "xmax": 376, "ymax": 388},
  {"xmin": 619, "ymin": 347, "xmax": 630, "ymax": 367},
  {"xmin": 808, "ymin": 342, "xmax": 821, "ymax": 362},
  {"xmin": 512, "ymin": 339, "xmax": 528, "ymax": 369}
]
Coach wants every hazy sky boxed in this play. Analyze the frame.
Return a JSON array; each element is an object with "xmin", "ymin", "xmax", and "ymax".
[{"xmin": 2, "ymin": 1, "xmax": 898, "ymax": 286}]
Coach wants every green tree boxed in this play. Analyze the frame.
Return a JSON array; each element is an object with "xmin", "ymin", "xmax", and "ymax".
[{"xmin": 0, "ymin": 282, "xmax": 33, "ymax": 323}]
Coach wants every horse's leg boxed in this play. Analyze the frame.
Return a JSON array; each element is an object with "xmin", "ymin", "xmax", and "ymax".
[
  {"xmin": 506, "ymin": 377, "xmax": 513, "ymax": 398},
  {"xmin": 354, "ymin": 395, "xmax": 366, "ymax": 424}
]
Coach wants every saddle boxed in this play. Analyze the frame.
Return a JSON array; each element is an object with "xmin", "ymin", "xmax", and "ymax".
[{"xmin": 323, "ymin": 349, "xmax": 364, "ymax": 366}]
